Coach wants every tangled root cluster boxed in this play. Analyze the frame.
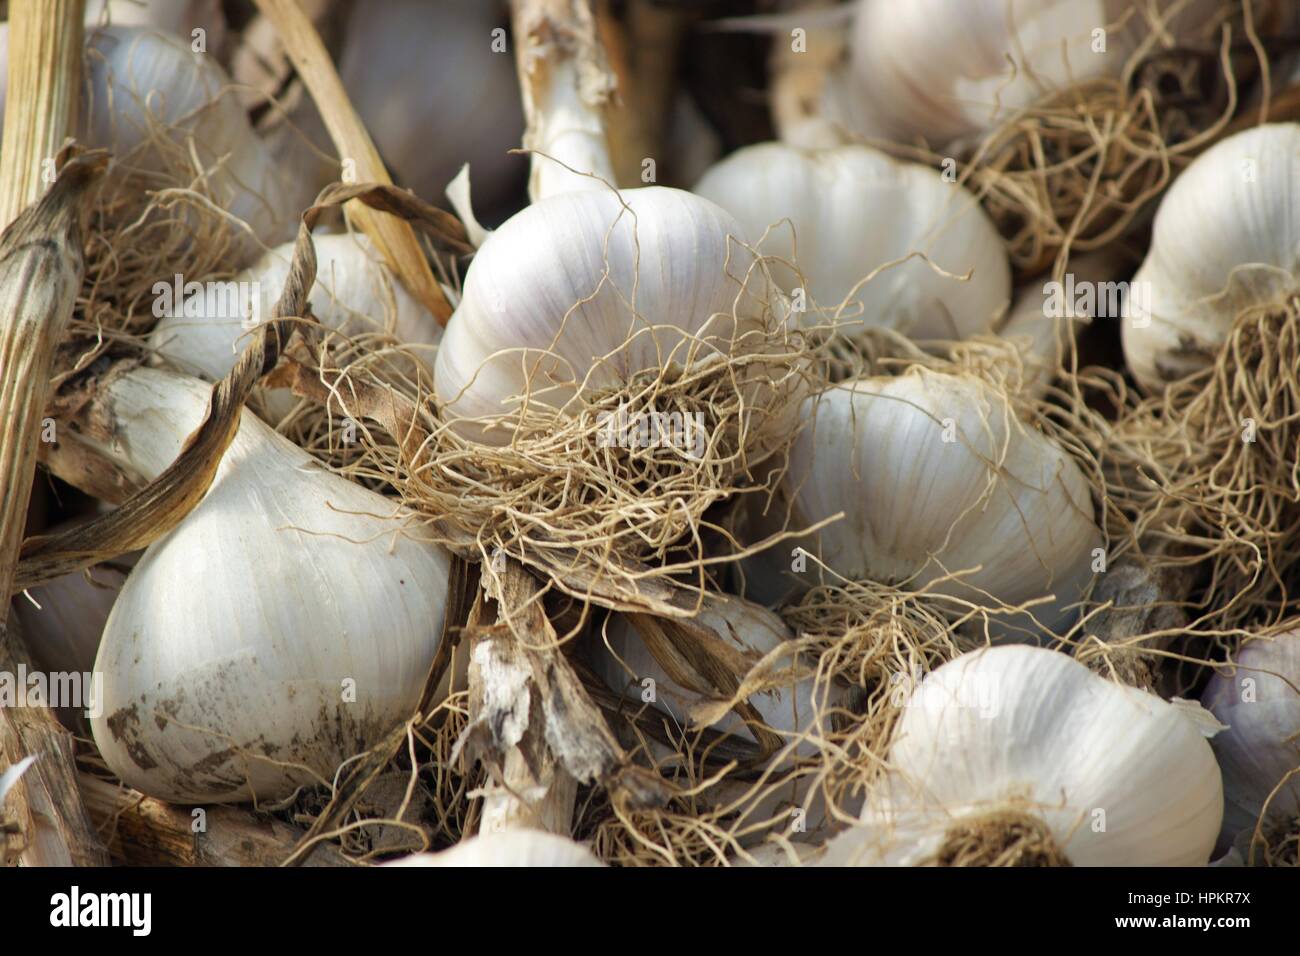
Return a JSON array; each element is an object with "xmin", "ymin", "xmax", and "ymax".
[
  {"xmin": 927, "ymin": 809, "xmax": 1072, "ymax": 868},
  {"xmin": 962, "ymin": 0, "xmax": 1259, "ymax": 278},
  {"xmin": 287, "ymin": 302, "xmax": 818, "ymax": 610},
  {"xmin": 59, "ymin": 64, "xmax": 306, "ymax": 391},
  {"xmin": 781, "ymin": 580, "xmax": 972, "ymax": 808},
  {"xmin": 1095, "ymin": 298, "xmax": 1300, "ymax": 634}
]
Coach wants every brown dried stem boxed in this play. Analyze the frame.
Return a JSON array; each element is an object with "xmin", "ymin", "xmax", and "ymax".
[
  {"xmin": 1, "ymin": 617, "xmax": 108, "ymax": 866},
  {"xmin": 78, "ymin": 773, "xmax": 348, "ymax": 867}
]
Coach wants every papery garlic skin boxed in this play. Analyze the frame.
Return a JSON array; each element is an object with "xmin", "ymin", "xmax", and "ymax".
[
  {"xmin": 88, "ymin": 369, "xmax": 452, "ymax": 804},
  {"xmin": 785, "ymin": 369, "xmax": 1100, "ymax": 635},
  {"xmin": 824, "ymin": 646, "xmax": 1224, "ymax": 866},
  {"xmin": 597, "ymin": 599, "xmax": 818, "ymax": 748},
  {"xmin": 694, "ymin": 143, "xmax": 1009, "ymax": 339},
  {"xmin": 1123, "ymin": 124, "xmax": 1300, "ymax": 390},
  {"xmin": 82, "ymin": 26, "xmax": 313, "ymax": 260},
  {"xmin": 384, "ymin": 830, "xmax": 602, "ymax": 867},
  {"xmin": 433, "ymin": 186, "xmax": 754, "ymax": 440},
  {"xmin": 338, "ymin": 0, "xmax": 524, "ymax": 210},
  {"xmin": 1203, "ymin": 631, "xmax": 1300, "ymax": 855},
  {"xmin": 597, "ymin": 599, "xmax": 835, "ymax": 832},
  {"xmin": 147, "ymin": 232, "xmax": 439, "ymax": 417}
]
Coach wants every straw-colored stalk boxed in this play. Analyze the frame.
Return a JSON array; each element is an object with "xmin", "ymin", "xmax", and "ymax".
[
  {"xmin": 595, "ymin": 0, "xmax": 687, "ymax": 187},
  {"xmin": 510, "ymin": 0, "xmax": 617, "ymax": 198},
  {"xmin": 78, "ymin": 773, "xmax": 348, "ymax": 867},
  {"xmin": 251, "ymin": 0, "xmax": 451, "ymax": 324},
  {"xmin": 0, "ymin": 0, "xmax": 110, "ymax": 870}
]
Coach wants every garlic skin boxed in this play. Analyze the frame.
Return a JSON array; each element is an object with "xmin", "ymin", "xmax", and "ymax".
[
  {"xmin": 825, "ymin": 646, "xmax": 1224, "ymax": 866},
  {"xmin": 1203, "ymin": 631, "xmax": 1300, "ymax": 856},
  {"xmin": 597, "ymin": 599, "xmax": 818, "ymax": 749},
  {"xmin": 1122, "ymin": 124, "xmax": 1300, "ymax": 390},
  {"xmin": 433, "ymin": 186, "xmax": 753, "ymax": 439},
  {"xmin": 694, "ymin": 143, "xmax": 1009, "ymax": 338},
  {"xmin": 147, "ymin": 232, "xmax": 440, "ymax": 417},
  {"xmin": 597, "ymin": 599, "xmax": 835, "ymax": 832},
  {"xmin": 82, "ymin": 26, "xmax": 314, "ymax": 261},
  {"xmin": 783, "ymin": 369, "xmax": 1100, "ymax": 635},
  {"xmin": 384, "ymin": 830, "xmax": 602, "ymax": 867},
  {"xmin": 338, "ymin": 0, "xmax": 524, "ymax": 210},
  {"xmin": 86, "ymin": 369, "xmax": 453, "ymax": 804},
  {"xmin": 844, "ymin": 0, "xmax": 1216, "ymax": 149}
]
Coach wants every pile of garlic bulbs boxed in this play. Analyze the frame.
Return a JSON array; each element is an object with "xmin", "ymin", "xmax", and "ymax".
[{"xmin": 8, "ymin": 0, "xmax": 1300, "ymax": 872}]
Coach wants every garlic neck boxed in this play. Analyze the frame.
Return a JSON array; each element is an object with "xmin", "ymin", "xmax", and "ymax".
[
  {"xmin": 78, "ymin": 367, "xmax": 292, "ymax": 483},
  {"xmin": 512, "ymin": 0, "xmax": 616, "ymax": 201}
]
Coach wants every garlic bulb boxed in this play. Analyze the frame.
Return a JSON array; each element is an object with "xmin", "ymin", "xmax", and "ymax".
[
  {"xmin": 782, "ymin": 368, "xmax": 1100, "ymax": 635},
  {"xmin": 81, "ymin": 26, "xmax": 314, "ymax": 261},
  {"xmin": 694, "ymin": 142, "xmax": 1009, "ymax": 338},
  {"xmin": 597, "ymin": 599, "xmax": 818, "ymax": 750},
  {"xmin": 1203, "ymin": 631, "xmax": 1300, "ymax": 857},
  {"xmin": 433, "ymin": 186, "xmax": 754, "ymax": 439},
  {"xmin": 338, "ymin": 0, "xmax": 524, "ymax": 210},
  {"xmin": 1122, "ymin": 124, "xmax": 1300, "ymax": 390},
  {"xmin": 0, "ymin": 4, "xmax": 228, "ymax": 106},
  {"xmin": 824, "ymin": 645, "xmax": 1223, "ymax": 866},
  {"xmin": 147, "ymin": 232, "xmax": 440, "ymax": 417},
  {"xmin": 384, "ymin": 830, "xmax": 602, "ymax": 867},
  {"xmin": 841, "ymin": 0, "xmax": 1216, "ymax": 148},
  {"xmin": 84, "ymin": 368, "xmax": 453, "ymax": 803}
]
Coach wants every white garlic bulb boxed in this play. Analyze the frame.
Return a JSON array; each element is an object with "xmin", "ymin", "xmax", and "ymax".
[
  {"xmin": 84, "ymin": 368, "xmax": 453, "ymax": 803},
  {"xmin": 433, "ymin": 186, "xmax": 755, "ymax": 440},
  {"xmin": 384, "ymin": 830, "xmax": 602, "ymax": 867},
  {"xmin": 782, "ymin": 368, "xmax": 1101, "ymax": 635},
  {"xmin": 338, "ymin": 0, "xmax": 524, "ymax": 210},
  {"xmin": 147, "ymin": 232, "xmax": 440, "ymax": 418},
  {"xmin": 841, "ymin": 0, "xmax": 1216, "ymax": 148},
  {"xmin": 0, "ymin": 4, "xmax": 228, "ymax": 104},
  {"xmin": 1122, "ymin": 124, "xmax": 1300, "ymax": 390},
  {"xmin": 824, "ymin": 645, "xmax": 1224, "ymax": 866},
  {"xmin": 694, "ymin": 143, "xmax": 1009, "ymax": 338},
  {"xmin": 81, "ymin": 26, "xmax": 314, "ymax": 261},
  {"xmin": 1203, "ymin": 631, "xmax": 1300, "ymax": 857},
  {"xmin": 597, "ymin": 599, "xmax": 818, "ymax": 750}
]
